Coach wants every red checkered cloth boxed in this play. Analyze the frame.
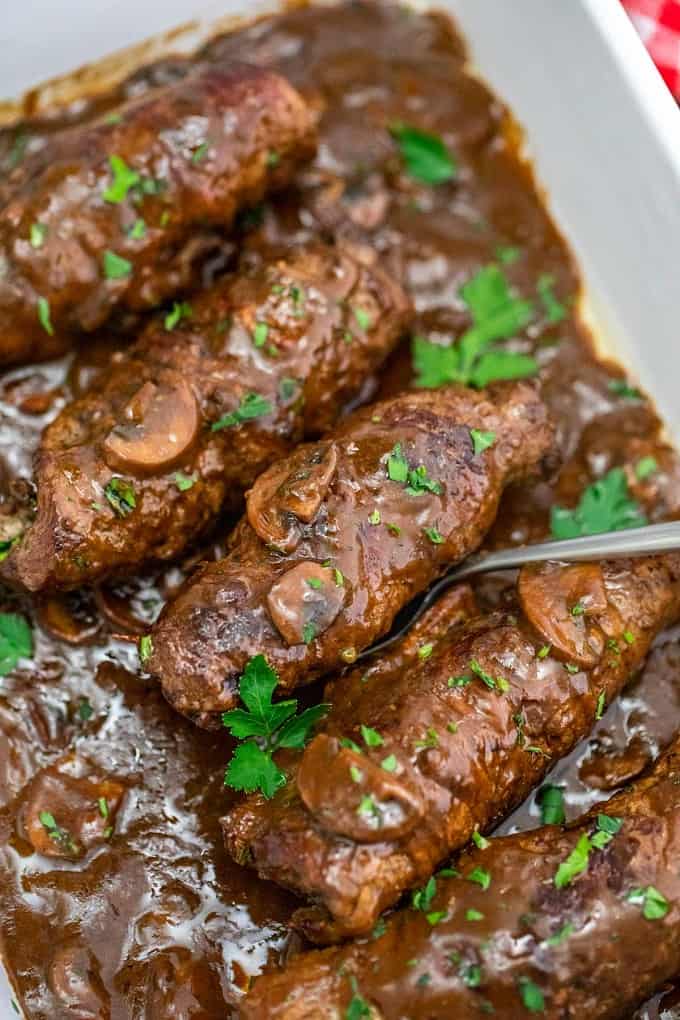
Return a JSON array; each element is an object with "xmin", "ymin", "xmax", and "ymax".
[{"xmin": 621, "ymin": 0, "xmax": 680, "ymax": 97}]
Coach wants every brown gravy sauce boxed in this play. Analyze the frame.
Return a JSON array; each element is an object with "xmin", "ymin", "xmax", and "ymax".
[{"xmin": 1, "ymin": 3, "xmax": 678, "ymax": 1016}]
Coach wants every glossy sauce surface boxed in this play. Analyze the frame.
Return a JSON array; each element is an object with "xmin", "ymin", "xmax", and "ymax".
[{"xmin": 1, "ymin": 2, "xmax": 679, "ymax": 1017}]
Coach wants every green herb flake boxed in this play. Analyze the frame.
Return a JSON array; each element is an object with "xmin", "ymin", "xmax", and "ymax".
[
  {"xmin": 368, "ymin": 509, "xmax": 381, "ymax": 526},
  {"xmin": 412, "ymin": 876, "xmax": 437, "ymax": 912},
  {"xmin": 138, "ymin": 634, "xmax": 153, "ymax": 664},
  {"xmin": 279, "ymin": 377, "xmax": 300, "ymax": 402},
  {"xmin": 333, "ymin": 568, "xmax": 345, "ymax": 587},
  {"xmin": 253, "ymin": 322, "xmax": 269, "ymax": 348},
  {"xmin": 211, "ymin": 392, "xmax": 273, "ymax": 431},
  {"xmin": 77, "ymin": 697, "xmax": 94, "ymax": 722},
  {"xmin": 545, "ymin": 922, "xmax": 575, "ymax": 946},
  {"xmin": 448, "ymin": 675, "xmax": 472, "ymax": 688},
  {"xmin": 103, "ymin": 155, "xmax": 140, "ymax": 204},
  {"xmin": 414, "ymin": 727, "xmax": 439, "ymax": 750},
  {"xmin": 386, "ymin": 522, "xmax": 402, "ymax": 537},
  {"xmin": 497, "ymin": 245, "xmax": 520, "ymax": 265},
  {"xmin": 472, "ymin": 829, "xmax": 490, "ymax": 850},
  {"xmin": 30, "ymin": 222, "xmax": 47, "ymax": 248},
  {"xmin": 470, "ymin": 429, "xmax": 496, "ymax": 456},
  {"xmin": 470, "ymin": 658, "xmax": 497, "ymax": 690},
  {"xmin": 349, "ymin": 765, "xmax": 363, "ymax": 784},
  {"xmin": 164, "ymin": 300, "xmax": 192, "ymax": 331},
  {"xmin": 0, "ymin": 613, "xmax": 33, "ymax": 676},
  {"xmin": 103, "ymin": 249, "xmax": 132, "ymax": 280},
  {"xmin": 372, "ymin": 917, "xmax": 387, "ymax": 940},
  {"xmin": 340, "ymin": 737, "xmax": 362, "ymax": 753},
  {"xmin": 307, "ymin": 577, "xmax": 323, "ymax": 590},
  {"xmin": 554, "ymin": 832, "xmax": 592, "ymax": 888},
  {"xmin": 635, "ymin": 455, "xmax": 658, "ymax": 481},
  {"xmin": 627, "ymin": 885, "xmax": 670, "ymax": 921},
  {"xmin": 390, "ymin": 122, "xmax": 457, "ymax": 185},
  {"xmin": 127, "ymin": 217, "xmax": 147, "ymax": 239},
  {"xmin": 608, "ymin": 378, "xmax": 642, "ymax": 400},
  {"xmin": 461, "ymin": 964, "xmax": 482, "ymax": 988},
  {"xmin": 623, "ymin": 630, "xmax": 636, "ymax": 645},
  {"xmin": 381, "ymin": 754, "xmax": 397, "ymax": 772},
  {"xmin": 595, "ymin": 690, "xmax": 606, "ymax": 720},
  {"xmin": 37, "ymin": 296, "xmax": 54, "ymax": 336},
  {"xmin": 537, "ymin": 644, "xmax": 551, "ymax": 659},
  {"xmin": 174, "ymin": 471, "xmax": 196, "ymax": 492},
  {"xmin": 223, "ymin": 654, "xmax": 329, "ymax": 798},
  {"xmin": 466, "ymin": 908, "xmax": 485, "ymax": 921},
  {"xmin": 361, "ymin": 724, "xmax": 384, "ymax": 748},
  {"xmin": 423, "ymin": 526, "xmax": 444, "ymax": 545},
  {"xmin": 104, "ymin": 477, "xmax": 136, "ymax": 516},
  {"xmin": 551, "ymin": 467, "xmax": 647, "ymax": 539},
  {"xmin": 98, "ymin": 797, "xmax": 109, "ymax": 819},
  {"xmin": 302, "ymin": 623, "xmax": 316, "ymax": 645},
  {"xmin": 537, "ymin": 273, "xmax": 567, "ymax": 324},
  {"xmin": 538, "ymin": 784, "xmax": 565, "ymax": 826},
  {"xmin": 467, "ymin": 866, "xmax": 491, "ymax": 891},
  {"xmin": 387, "ymin": 443, "xmax": 409, "ymax": 483},
  {"xmin": 570, "ymin": 601, "xmax": 586, "ymax": 617},
  {"xmin": 191, "ymin": 141, "xmax": 210, "ymax": 164},
  {"xmin": 518, "ymin": 975, "xmax": 545, "ymax": 1013},
  {"xmin": 353, "ymin": 306, "xmax": 372, "ymax": 331},
  {"xmin": 418, "ymin": 643, "xmax": 435, "ymax": 660},
  {"xmin": 357, "ymin": 794, "xmax": 378, "ymax": 820},
  {"xmin": 266, "ymin": 150, "xmax": 280, "ymax": 167}
]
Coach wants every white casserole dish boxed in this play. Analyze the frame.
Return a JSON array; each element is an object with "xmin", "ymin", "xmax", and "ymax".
[{"xmin": 1, "ymin": 1, "xmax": 680, "ymax": 1016}]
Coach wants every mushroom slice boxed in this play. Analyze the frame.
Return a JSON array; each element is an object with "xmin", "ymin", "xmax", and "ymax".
[
  {"xmin": 247, "ymin": 442, "xmax": 338, "ymax": 552},
  {"xmin": 266, "ymin": 561, "xmax": 345, "ymax": 646},
  {"xmin": 103, "ymin": 369, "xmax": 200, "ymax": 475},
  {"xmin": 518, "ymin": 561, "xmax": 609, "ymax": 668},
  {"xmin": 297, "ymin": 734, "xmax": 424, "ymax": 843}
]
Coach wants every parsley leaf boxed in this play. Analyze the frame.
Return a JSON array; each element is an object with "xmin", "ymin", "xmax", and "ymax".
[
  {"xmin": 518, "ymin": 976, "xmax": 545, "ymax": 1013},
  {"xmin": 627, "ymin": 885, "xmax": 669, "ymax": 920},
  {"xmin": 104, "ymin": 477, "xmax": 136, "ymax": 516},
  {"xmin": 345, "ymin": 976, "xmax": 371, "ymax": 1019},
  {"xmin": 551, "ymin": 468, "xmax": 647, "ymax": 539},
  {"xmin": 211, "ymin": 392, "xmax": 273, "ymax": 431},
  {"xmin": 30, "ymin": 223, "xmax": 47, "ymax": 248},
  {"xmin": 103, "ymin": 155, "xmax": 140, "ymax": 204},
  {"xmin": 470, "ymin": 429, "xmax": 496, "ymax": 456},
  {"xmin": 165, "ymin": 301, "xmax": 192, "ymax": 331},
  {"xmin": 0, "ymin": 613, "xmax": 33, "ymax": 676},
  {"xmin": 385, "ymin": 444, "xmax": 442, "ymax": 496},
  {"xmin": 103, "ymin": 250, "xmax": 132, "ymax": 280},
  {"xmin": 554, "ymin": 832, "xmax": 591, "ymax": 888},
  {"xmin": 467, "ymin": 866, "xmax": 491, "ymax": 890},
  {"xmin": 412, "ymin": 875, "xmax": 437, "ymax": 911},
  {"xmin": 537, "ymin": 273, "xmax": 567, "ymax": 324},
  {"xmin": 389, "ymin": 123, "xmax": 457, "ymax": 185},
  {"xmin": 37, "ymin": 296, "xmax": 54, "ymax": 336},
  {"xmin": 174, "ymin": 471, "xmax": 196, "ymax": 492},
  {"xmin": 138, "ymin": 635, "xmax": 153, "ymax": 664},
  {"xmin": 538, "ymin": 784, "xmax": 565, "ymax": 826},
  {"xmin": 222, "ymin": 655, "xmax": 329, "ymax": 798},
  {"xmin": 412, "ymin": 264, "xmax": 537, "ymax": 389}
]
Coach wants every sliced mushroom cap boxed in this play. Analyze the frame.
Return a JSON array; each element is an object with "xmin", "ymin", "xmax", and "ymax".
[
  {"xmin": 519, "ymin": 561, "xmax": 609, "ymax": 668},
  {"xmin": 266, "ymin": 560, "xmax": 345, "ymax": 646},
  {"xmin": 103, "ymin": 370, "xmax": 200, "ymax": 475},
  {"xmin": 297, "ymin": 734, "xmax": 424, "ymax": 843},
  {"xmin": 247, "ymin": 442, "xmax": 338, "ymax": 552}
]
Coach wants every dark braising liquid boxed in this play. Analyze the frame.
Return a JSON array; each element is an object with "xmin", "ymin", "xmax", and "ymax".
[{"xmin": 0, "ymin": 3, "xmax": 677, "ymax": 1016}]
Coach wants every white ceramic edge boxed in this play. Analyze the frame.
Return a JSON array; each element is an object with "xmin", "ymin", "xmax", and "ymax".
[{"xmin": 2, "ymin": 2, "xmax": 680, "ymax": 1016}]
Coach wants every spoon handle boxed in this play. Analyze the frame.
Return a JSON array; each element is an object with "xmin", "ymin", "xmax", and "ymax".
[{"xmin": 360, "ymin": 521, "xmax": 680, "ymax": 660}]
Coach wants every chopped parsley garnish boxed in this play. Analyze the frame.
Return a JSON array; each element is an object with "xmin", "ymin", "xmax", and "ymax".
[
  {"xmin": 448, "ymin": 674, "xmax": 472, "ymax": 688},
  {"xmin": 372, "ymin": 917, "xmax": 387, "ymax": 939},
  {"xmin": 518, "ymin": 976, "xmax": 545, "ymax": 1013},
  {"xmin": 413, "ymin": 264, "xmax": 536, "ymax": 389},
  {"xmin": 164, "ymin": 301, "xmax": 192, "ymax": 330},
  {"xmin": 38, "ymin": 811, "xmax": 79, "ymax": 854},
  {"xmin": 608, "ymin": 378, "xmax": 642, "ymax": 400},
  {"xmin": 538, "ymin": 784, "xmax": 565, "ymax": 825},
  {"xmin": 467, "ymin": 866, "xmax": 491, "ymax": 891},
  {"xmin": 138, "ymin": 634, "xmax": 153, "ymax": 664},
  {"xmin": 307, "ymin": 577, "xmax": 323, "ymax": 590},
  {"xmin": 98, "ymin": 796, "xmax": 109, "ymax": 819},
  {"xmin": 353, "ymin": 306, "xmax": 372, "ymax": 331},
  {"xmin": 223, "ymin": 654, "xmax": 329, "ymax": 798},
  {"xmin": 302, "ymin": 623, "xmax": 316, "ymax": 645},
  {"xmin": 537, "ymin": 273, "xmax": 567, "ymax": 324},
  {"xmin": 472, "ymin": 829, "xmax": 490, "ymax": 850},
  {"xmin": 424, "ymin": 526, "xmax": 444, "ymax": 545},
  {"xmin": 470, "ymin": 429, "xmax": 496, "ymax": 456},
  {"xmin": 357, "ymin": 794, "xmax": 379, "ymax": 819},
  {"xmin": 77, "ymin": 697, "xmax": 94, "ymax": 721},
  {"xmin": 554, "ymin": 832, "xmax": 591, "ymax": 888},
  {"xmin": 103, "ymin": 155, "xmax": 140, "ymax": 203},
  {"xmin": 128, "ymin": 218, "xmax": 147, "ymax": 239},
  {"xmin": 345, "ymin": 976, "xmax": 371, "ymax": 1019},
  {"xmin": 30, "ymin": 222, "xmax": 47, "ymax": 248},
  {"xmin": 551, "ymin": 467, "xmax": 647, "ymax": 539},
  {"xmin": 191, "ymin": 141, "xmax": 210, "ymax": 164},
  {"xmin": 497, "ymin": 245, "xmax": 520, "ymax": 265},
  {"xmin": 104, "ymin": 477, "xmax": 136, "ymax": 516},
  {"xmin": 37, "ymin": 296, "xmax": 54, "ymax": 336},
  {"xmin": 279, "ymin": 377, "xmax": 299, "ymax": 401},
  {"xmin": 361, "ymin": 724, "xmax": 384, "ymax": 748},
  {"xmin": 635, "ymin": 455, "xmax": 658, "ymax": 480},
  {"xmin": 412, "ymin": 875, "xmax": 437, "ymax": 911},
  {"xmin": 103, "ymin": 250, "xmax": 132, "ymax": 280},
  {"xmin": 253, "ymin": 322, "xmax": 269, "ymax": 347},
  {"xmin": 211, "ymin": 392, "xmax": 273, "ymax": 430},
  {"xmin": 466, "ymin": 908, "xmax": 485, "ymax": 921},
  {"xmin": 414, "ymin": 727, "xmax": 439, "ymax": 750},
  {"xmin": 349, "ymin": 765, "xmax": 363, "ymax": 784},
  {"xmin": 0, "ymin": 613, "xmax": 33, "ymax": 676},
  {"xmin": 418, "ymin": 643, "xmax": 434, "ymax": 659},
  {"xmin": 368, "ymin": 509, "xmax": 381, "ymax": 526},
  {"xmin": 386, "ymin": 443, "xmax": 443, "ymax": 496},
  {"xmin": 427, "ymin": 909, "xmax": 448, "ymax": 927},
  {"xmin": 545, "ymin": 922, "xmax": 575, "ymax": 946},
  {"xmin": 595, "ymin": 690, "xmax": 606, "ymax": 720},
  {"xmin": 470, "ymin": 658, "xmax": 497, "ymax": 690},
  {"xmin": 627, "ymin": 885, "xmax": 669, "ymax": 920},
  {"xmin": 381, "ymin": 754, "xmax": 397, "ymax": 772},
  {"xmin": 266, "ymin": 150, "xmax": 280, "ymax": 167},
  {"xmin": 174, "ymin": 471, "xmax": 196, "ymax": 492},
  {"xmin": 389, "ymin": 122, "xmax": 457, "ymax": 185}
]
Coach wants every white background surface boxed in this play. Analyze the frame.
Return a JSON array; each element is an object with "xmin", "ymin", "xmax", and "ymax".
[{"xmin": 1, "ymin": 1, "xmax": 680, "ymax": 1017}]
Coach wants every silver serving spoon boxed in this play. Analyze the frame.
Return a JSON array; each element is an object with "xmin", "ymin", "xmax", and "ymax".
[{"xmin": 360, "ymin": 520, "xmax": 680, "ymax": 660}]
